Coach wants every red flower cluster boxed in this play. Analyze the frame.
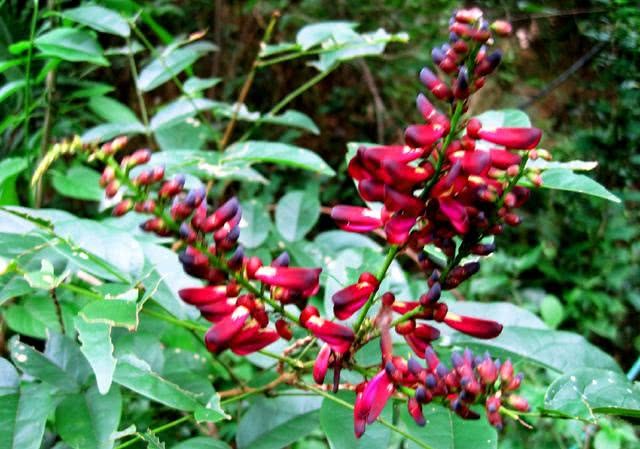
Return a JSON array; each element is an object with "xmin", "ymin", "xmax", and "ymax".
[
  {"xmin": 95, "ymin": 141, "xmax": 331, "ymax": 357},
  {"xmin": 353, "ymin": 347, "xmax": 528, "ymax": 436}
]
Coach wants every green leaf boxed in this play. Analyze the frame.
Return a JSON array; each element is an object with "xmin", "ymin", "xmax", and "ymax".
[
  {"xmin": 55, "ymin": 384, "xmax": 122, "ymax": 449},
  {"xmin": 140, "ymin": 432, "xmax": 166, "ymax": 449},
  {"xmin": 3, "ymin": 295, "xmax": 66, "ymax": 338},
  {"xmin": 61, "ymin": 5, "xmax": 130, "ymax": 37},
  {"xmin": 223, "ymin": 141, "xmax": 335, "ymax": 176},
  {"xmin": 137, "ymin": 43, "xmax": 217, "ymax": 92},
  {"xmin": 9, "ymin": 337, "xmax": 79, "ymax": 393},
  {"xmin": 236, "ymin": 395, "xmax": 322, "ymax": 449},
  {"xmin": 88, "ymin": 96, "xmax": 140, "ymax": 124},
  {"xmin": 150, "ymin": 98, "xmax": 217, "ymax": 131},
  {"xmin": 55, "ymin": 219, "xmax": 144, "ymax": 280},
  {"xmin": 450, "ymin": 327, "xmax": 621, "ymax": 374},
  {"xmin": 261, "ymin": 110, "xmax": 320, "ymax": 135},
  {"xmin": 275, "ymin": 190, "xmax": 320, "ymax": 242},
  {"xmin": 544, "ymin": 368, "xmax": 640, "ymax": 420},
  {"xmin": 238, "ymin": 199, "xmax": 271, "ymax": 248},
  {"xmin": 474, "ymin": 109, "xmax": 532, "ymax": 128},
  {"xmin": 0, "ymin": 382, "xmax": 57, "ymax": 449},
  {"xmin": 540, "ymin": 294, "xmax": 564, "ymax": 329},
  {"xmin": 540, "ymin": 168, "xmax": 621, "ymax": 203},
  {"xmin": 0, "ymin": 158, "xmax": 28, "ymax": 187},
  {"xmin": 80, "ymin": 299, "xmax": 138, "ymax": 330},
  {"xmin": 172, "ymin": 437, "xmax": 231, "ymax": 449},
  {"xmin": 296, "ymin": 22, "xmax": 358, "ymax": 50},
  {"xmin": 400, "ymin": 405, "xmax": 497, "ymax": 449},
  {"xmin": 75, "ymin": 317, "xmax": 117, "ymax": 395},
  {"xmin": 0, "ymin": 358, "xmax": 19, "ymax": 393},
  {"xmin": 183, "ymin": 77, "xmax": 221, "ymax": 95},
  {"xmin": 81, "ymin": 122, "xmax": 146, "ymax": 143},
  {"xmin": 51, "ymin": 165, "xmax": 104, "ymax": 201},
  {"xmin": 194, "ymin": 394, "xmax": 229, "ymax": 423},
  {"xmin": 0, "ymin": 80, "xmax": 27, "ymax": 103},
  {"xmin": 143, "ymin": 150, "xmax": 267, "ymax": 184},
  {"xmin": 35, "ymin": 28, "xmax": 108, "ymax": 66},
  {"xmin": 320, "ymin": 391, "xmax": 391, "ymax": 449},
  {"xmin": 141, "ymin": 242, "xmax": 200, "ymax": 320},
  {"xmin": 44, "ymin": 332, "xmax": 92, "ymax": 386},
  {"xmin": 113, "ymin": 355, "xmax": 203, "ymax": 411}
]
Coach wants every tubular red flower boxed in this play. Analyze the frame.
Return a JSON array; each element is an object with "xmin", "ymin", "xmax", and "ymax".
[
  {"xmin": 384, "ymin": 187, "xmax": 424, "ymax": 216},
  {"xmin": 439, "ymin": 197, "xmax": 469, "ymax": 234},
  {"xmin": 461, "ymin": 151, "xmax": 491, "ymax": 175},
  {"xmin": 204, "ymin": 306, "xmax": 250, "ymax": 352},
  {"xmin": 203, "ymin": 197, "xmax": 240, "ymax": 232},
  {"xmin": 333, "ymin": 281, "xmax": 376, "ymax": 320},
  {"xmin": 380, "ymin": 160, "xmax": 434, "ymax": 190},
  {"xmin": 408, "ymin": 397, "xmax": 426, "ymax": 426},
  {"xmin": 313, "ymin": 344, "xmax": 332, "ymax": 384},
  {"xmin": 384, "ymin": 215, "xmax": 416, "ymax": 244},
  {"xmin": 331, "ymin": 206, "xmax": 383, "ymax": 233},
  {"xmin": 357, "ymin": 370, "xmax": 395, "ymax": 428},
  {"xmin": 478, "ymin": 127, "xmax": 542, "ymax": 149},
  {"xmin": 361, "ymin": 145, "xmax": 424, "ymax": 168},
  {"xmin": 357, "ymin": 179, "xmax": 385, "ymax": 202},
  {"xmin": 443, "ymin": 312, "xmax": 503, "ymax": 339},
  {"xmin": 178, "ymin": 286, "xmax": 228, "ymax": 306},
  {"xmin": 304, "ymin": 315, "xmax": 354, "ymax": 354},
  {"xmin": 489, "ymin": 149, "xmax": 521, "ymax": 169},
  {"xmin": 254, "ymin": 266, "xmax": 321, "ymax": 291},
  {"xmin": 405, "ymin": 124, "xmax": 448, "ymax": 148},
  {"xmin": 229, "ymin": 323, "xmax": 279, "ymax": 355}
]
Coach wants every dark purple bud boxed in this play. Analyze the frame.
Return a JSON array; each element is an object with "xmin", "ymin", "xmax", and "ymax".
[
  {"xmin": 271, "ymin": 252, "xmax": 290, "ymax": 268},
  {"xmin": 431, "ymin": 47, "xmax": 446, "ymax": 65}
]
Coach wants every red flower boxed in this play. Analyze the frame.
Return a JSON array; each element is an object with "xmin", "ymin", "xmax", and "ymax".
[
  {"xmin": 204, "ymin": 306, "xmax": 250, "ymax": 352},
  {"xmin": 331, "ymin": 206, "xmax": 383, "ymax": 233},
  {"xmin": 178, "ymin": 286, "xmax": 228, "ymax": 306},
  {"xmin": 229, "ymin": 322, "xmax": 279, "ymax": 355},
  {"xmin": 332, "ymin": 277, "xmax": 377, "ymax": 320},
  {"xmin": 443, "ymin": 312, "xmax": 503, "ymax": 339},
  {"xmin": 300, "ymin": 307, "xmax": 354, "ymax": 354},
  {"xmin": 477, "ymin": 127, "xmax": 542, "ymax": 149},
  {"xmin": 313, "ymin": 344, "xmax": 332, "ymax": 384},
  {"xmin": 254, "ymin": 266, "xmax": 321, "ymax": 292},
  {"xmin": 354, "ymin": 370, "xmax": 395, "ymax": 438}
]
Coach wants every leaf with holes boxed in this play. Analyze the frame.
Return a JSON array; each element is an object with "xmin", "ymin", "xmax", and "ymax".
[{"xmin": 75, "ymin": 317, "xmax": 117, "ymax": 395}]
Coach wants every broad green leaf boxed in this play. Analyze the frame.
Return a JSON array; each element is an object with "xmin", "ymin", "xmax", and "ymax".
[
  {"xmin": 0, "ymin": 158, "xmax": 28, "ymax": 187},
  {"xmin": 9, "ymin": 337, "xmax": 79, "ymax": 392},
  {"xmin": 400, "ymin": 405, "xmax": 497, "ymax": 449},
  {"xmin": 150, "ymin": 98, "xmax": 217, "ymax": 131},
  {"xmin": 3, "ymin": 295, "xmax": 70, "ymax": 339},
  {"xmin": 310, "ymin": 28, "xmax": 409, "ymax": 72},
  {"xmin": 194, "ymin": 394, "xmax": 229, "ymax": 423},
  {"xmin": 183, "ymin": 77, "xmax": 221, "ymax": 95},
  {"xmin": 236, "ymin": 395, "xmax": 322, "ymax": 449},
  {"xmin": 75, "ymin": 317, "xmax": 116, "ymax": 395},
  {"xmin": 223, "ymin": 141, "xmax": 335, "ymax": 176},
  {"xmin": 540, "ymin": 168, "xmax": 620, "ymax": 203},
  {"xmin": 61, "ymin": 5, "xmax": 130, "ymax": 37},
  {"xmin": 0, "ymin": 382, "xmax": 57, "ymax": 449},
  {"xmin": 475, "ymin": 109, "xmax": 532, "ymax": 128},
  {"xmin": 450, "ymin": 327, "xmax": 621, "ymax": 374},
  {"xmin": 0, "ymin": 80, "xmax": 27, "ymax": 103},
  {"xmin": 113, "ymin": 355, "xmax": 202, "ymax": 411},
  {"xmin": 172, "ymin": 437, "xmax": 231, "ymax": 449},
  {"xmin": 51, "ymin": 165, "xmax": 104, "ymax": 201},
  {"xmin": 0, "ymin": 358, "xmax": 19, "ymax": 392},
  {"xmin": 55, "ymin": 384, "xmax": 122, "ymax": 449},
  {"xmin": 238, "ymin": 199, "xmax": 271, "ymax": 248},
  {"xmin": 80, "ymin": 299, "xmax": 138, "ymax": 330},
  {"xmin": 81, "ymin": 122, "xmax": 146, "ymax": 143},
  {"xmin": 0, "ymin": 274, "xmax": 32, "ymax": 306},
  {"xmin": 141, "ymin": 242, "xmax": 199, "ymax": 320},
  {"xmin": 24, "ymin": 259, "xmax": 61, "ymax": 289},
  {"xmin": 137, "ymin": 43, "xmax": 217, "ymax": 92},
  {"xmin": 320, "ymin": 391, "xmax": 391, "ymax": 449},
  {"xmin": 540, "ymin": 294, "xmax": 564, "ymax": 329},
  {"xmin": 44, "ymin": 332, "xmax": 92, "ymax": 386},
  {"xmin": 544, "ymin": 368, "xmax": 640, "ymax": 420},
  {"xmin": 275, "ymin": 190, "xmax": 320, "ymax": 242},
  {"xmin": 88, "ymin": 96, "xmax": 140, "ymax": 124},
  {"xmin": 35, "ymin": 28, "xmax": 108, "ymax": 66},
  {"xmin": 144, "ymin": 150, "xmax": 266, "ymax": 184},
  {"xmin": 154, "ymin": 121, "xmax": 213, "ymax": 153},
  {"xmin": 296, "ymin": 22, "xmax": 357, "ymax": 50},
  {"xmin": 260, "ymin": 110, "xmax": 320, "ymax": 135},
  {"xmin": 56, "ymin": 219, "xmax": 144, "ymax": 280}
]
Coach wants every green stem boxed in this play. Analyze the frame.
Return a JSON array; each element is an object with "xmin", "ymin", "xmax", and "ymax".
[
  {"xmin": 299, "ymin": 383, "xmax": 435, "ymax": 449},
  {"xmin": 125, "ymin": 37, "xmax": 152, "ymax": 145},
  {"xmin": 353, "ymin": 245, "xmax": 399, "ymax": 336},
  {"xmin": 258, "ymin": 349, "xmax": 305, "ymax": 369},
  {"xmin": 21, "ymin": 0, "xmax": 39, "ymax": 153},
  {"xmin": 237, "ymin": 68, "xmax": 333, "ymax": 142},
  {"xmin": 115, "ymin": 415, "xmax": 190, "ymax": 449}
]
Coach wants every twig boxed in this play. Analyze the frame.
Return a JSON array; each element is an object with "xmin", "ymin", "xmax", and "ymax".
[
  {"xmin": 219, "ymin": 11, "xmax": 280, "ymax": 149},
  {"xmin": 50, "ymin": 288, "xmax": 65, "ymax": 334},
  {"xmin": 357, "ymin": 60, "xmax": 386, "ymax": 142},
  {"xmin": 518, "ymin": 42, "xmax": 606, "ymax": 110},
  {"xmin": 126, "ymin": 36, "xmax": 152, "ymax": 147}
]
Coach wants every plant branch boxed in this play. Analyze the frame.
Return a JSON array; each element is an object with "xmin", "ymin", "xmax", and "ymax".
[{"xmin": 115, "ymin": 415, "xmax": 190, "ymax": 449}]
